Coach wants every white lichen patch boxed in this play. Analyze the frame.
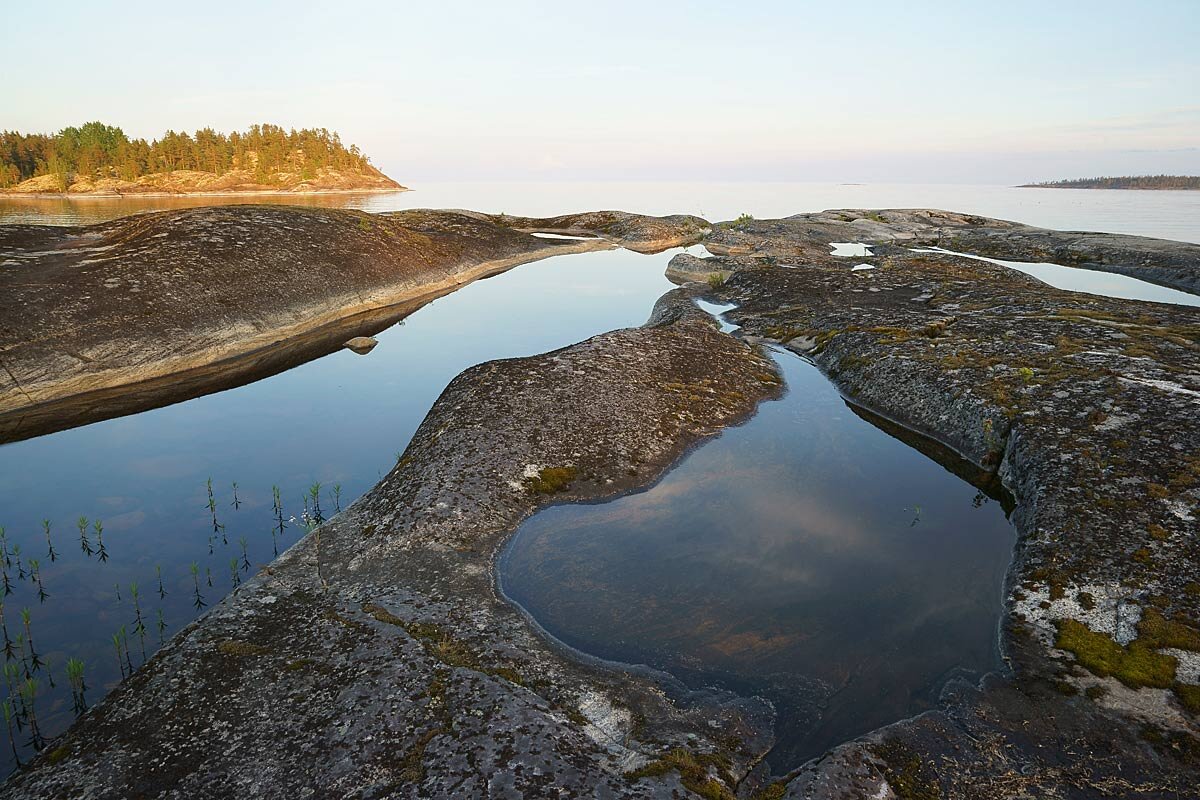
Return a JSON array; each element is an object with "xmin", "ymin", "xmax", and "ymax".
[
  {"xmin": 1012, "ymin": 581, "xmax": 1141, "ymax": 645},
  {"xmin": 1167, "ymin": 649, "xmax": 1200, "ymax": 685},
  {"xmin": 575, "ymin": 690, "xmax": 638, "ymax": 766},
  {"xmin": 1093, "ymin": 678, "xmax": 1193, "ymax": 730}
]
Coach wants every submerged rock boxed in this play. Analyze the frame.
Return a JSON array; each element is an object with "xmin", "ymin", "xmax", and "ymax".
[{"xmin": 343, "ymin": 335, "xmax": 378, "ymax": 354}]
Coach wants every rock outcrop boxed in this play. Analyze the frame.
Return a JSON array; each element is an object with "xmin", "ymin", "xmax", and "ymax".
[
  {"xmin": 0, "ymin": 294, "xmax": 782, "ymax": 800},
  {"xmin": 483, "ymin": 210, "xmax": 711, "ymax": 253},
  {"xmin": 3, "ymin": 207, "xmax": 1199, "ymax": 798},
  {"xmin": 704, "ymin": 208, "xmax": 1200, "ymax": 294},
  {"xmin": 0, "ymin": 206, "xmax": 613, "ymax": 442}
]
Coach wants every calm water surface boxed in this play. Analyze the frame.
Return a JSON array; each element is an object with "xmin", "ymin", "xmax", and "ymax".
[
  {"xmin": 499, "ymin": 350, "xmax": 1015, "ymax": 769},
  {"xmin": 0, "ymin": 246, "xmax": 672, "ymax": 771},
  {"xmin": 2, "ymin": 181, "xmax": 1198, "ymax": 243},
  {"xmin": 0, "ymin": 183, "xmax": 1194, "ymax": 775}
]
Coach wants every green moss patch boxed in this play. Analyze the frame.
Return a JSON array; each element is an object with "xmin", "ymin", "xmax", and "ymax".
[
  {"xmin": 625, "ymin": 748, "xmax": 736, "ymax": 799},
  {"xmin": 1055, "ymin": 619, "xmax": 1177, "ymax": 689},
  {"xmin": 216, "ymin": 639, "xmax": 270, "ymax": 657},
  {"xmin": 525, "ymin": 466, "xmax": 578, "ymax": 494},
  {"xmin": 1139, "ymin": 608, "xmax": 1200, "ymax": 651},
  {"xmin": 869, "ymin": 738, "xmax": 941, "ymax": 800}
]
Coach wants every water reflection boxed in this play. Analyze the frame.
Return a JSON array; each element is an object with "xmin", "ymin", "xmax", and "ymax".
[
  {"xmin": 915, "ymin": 246, "xmax": 1200, "ymax": 307},
  {"xmin": 0, "ymin": 246, "xmax": 674, "ymax": 773},
  {"xmin": 499, "ymin": 351, "xmax": 1015, "ymax": 769}
]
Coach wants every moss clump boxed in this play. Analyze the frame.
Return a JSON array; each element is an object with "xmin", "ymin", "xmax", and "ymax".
[
  {"xmin": 1055, "ymin": 619, "xmax": 1177, "ymax": 689},
  {"xmin": 1139, "ymin": 608, "xmax": 1200, "ymax": 651},
  {"xmin": 869, "ymin": 738, "xmax": 940, "ymax": 800},
  {"xmin": 750, "ymin": 782, "xmax": 789, "ymax": 800},
  {"xmin": 707, "ymin": 272, "xmax": 726, "ymax": 289},
  {"xmin": 46, "ymin": 745, "xmax": 71, "ymax": 764},
  {"xmin": 1174, "ymin": 683, "xmax": 1200, "ymax": 715},
  {"xmin": 216, "ymin": 639, "xmax": 270, "ymax": 657},
  {"xmin": 525, "ymin": 466, "xmax": 578, "ymax": 495},
  {"xmin": 1077, "ymin": 591, "xmax": 1096, "ymax": 610},
  {"xmin": 625, "ymin": 748, "xmax": 735, "ymax": 800}
]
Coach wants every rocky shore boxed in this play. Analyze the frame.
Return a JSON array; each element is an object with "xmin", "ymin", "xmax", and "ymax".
[
  {"xmin": 684, "ymin": 217, "xmax": 1200, "ymax": 796},
  {"xmin": 0, "ymin": 293, "xmax": 783, "ymax": 799},
  {"xmin": 0, "ymin": 206, "xmax": 614, "ymax": 442},
  {"xmin": 2, "ymin": 207, "xmax": 1198, "ymax": 798}
]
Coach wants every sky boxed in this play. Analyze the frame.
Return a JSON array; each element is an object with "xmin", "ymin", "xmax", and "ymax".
[{"xmin": 2, "ymin": 0, "xmax": 1198, "ymax": 184}]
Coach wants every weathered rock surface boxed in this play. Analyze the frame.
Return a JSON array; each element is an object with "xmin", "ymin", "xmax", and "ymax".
[
  {"xmin": 704, "ymin": 208, "xmax": 1200, "ymax": 293},
  {"xmin": 0, "ymin": 294, "xmax": 783, "ymax": 799},
  {"xmin": 686, "ymin": 226, "xmax": 1200, "ymax": 797},
  {"xmin": 483, "ymin": 210, "xmax": 711, "ymax": 253},
  {"xmin": 0, "ymin": 206, "xmax": 612, "ymax": 442},
  {"xmin": 5, "ymin": 207, "xmax": 1199, "ymax": 798}
]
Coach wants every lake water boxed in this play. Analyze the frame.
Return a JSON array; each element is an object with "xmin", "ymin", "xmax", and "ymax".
[
  {"xmin": 2, "ymin": 181, "xmax": 1199, "ymax": 244},
  {"xmin": 0, "ymin": 182, "xmax": 1195, "ymax": 775},
  {"xmin": 499, "ymin": 350, "xmax": 1015, "ymax": 769}
]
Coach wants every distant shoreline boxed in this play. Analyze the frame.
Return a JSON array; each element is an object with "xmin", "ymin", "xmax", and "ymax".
[
  {"xmin": 1, "ymin": 187, "xmax": 410, "ymax": 200},
  {"xmin": 1018, "ymin": 185, "xmax": 1199, "ymax": 191}
]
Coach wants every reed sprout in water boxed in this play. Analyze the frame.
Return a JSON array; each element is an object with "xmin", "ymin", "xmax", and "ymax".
[
  {"xmin": 20, "ymin": 609, "xmax": 42, "ymax": 673},
  {"xmin": 28, "ymin": 559, "xmax": 47, "ymax": 603},
  {"xmin": 156, "ymin": 565, "xmax": 167, "ymax": 599},
  {"xmin": 206, "ymin": 478, "xmax": 226, "ymax": 545},
  {"xmin": 231, "ymin": 481, "xmax": 241, "ymax": 510},
  {"xmin": 40, "ymin": 520, "xmax": 57, "ymax": 563},
  {"xmin": 77, "ymin": 516, "xmax": 92, "ymax": 556},
  {"xmin": 65, "ymin": 658, "xmax": 87, "ymax": 716},
  {"xmin": 0, "ymin": 604, "xmax": 12, "ymax": 661},
  {"xmin": 95, "ymin": 520, "xmax": 108, "ymax": 563},
  {"xmin": 130, "ymin": 583, "xmax": 147, "ymax": 660},
  {"xmin": 229, "ymin": 558, "xmax": 241, "ymax": 588},
  {"xmin": 1, "ymin": 700, "xmax": 18, "ymax": 765},
  {"xmin": 239, "ymin": 537, "xmax": 251, "ymax": 572},
  {"xmin": 189, "ymin": 563, "xmax": 206, "ymax": 610},
  {"xmin": 18, "ymin": 678, "xmax": 42, "ymax": 750}
]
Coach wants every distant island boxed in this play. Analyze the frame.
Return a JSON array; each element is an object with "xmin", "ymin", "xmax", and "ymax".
[
  {"xmin": 1020, "ymin": 175, "xmax": 1200, "ymax": 190},
  {"xmin": 0, "ymin": 122, "xmax": 405, "ymax": 196}
]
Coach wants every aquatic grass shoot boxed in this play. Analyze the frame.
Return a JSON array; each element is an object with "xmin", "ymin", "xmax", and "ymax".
[
  {"xmin": 28, "ymin": 560, "xmax": 47, "ymax": 603},
  {"xmin": 94, "ymin": 520, "xmax": 108, "ymax": 563},
  {"xmin": 41, "ymin": 521, "xmax": 57, "ymax": 563},
  {"xmin": 20, "ymin": 610, "xmax": 41, "ymax": 673},
  {"xmin": 77, "ymin": 516, "xmax": 92, "ymax": 556},
  {"xmin": 65, "ymin": 658, "xmax": 87, "ymax": 716},
  {"xmin": 130, "ymin": 583, "xmax": 147, "ymax": 660},
  {"xmin": 189, "ymin": 563, "xmax": 206, "ymax": 610}
]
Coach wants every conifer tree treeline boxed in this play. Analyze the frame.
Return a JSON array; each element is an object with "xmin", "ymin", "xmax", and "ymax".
[
  {"xmin": 0, "ymin": 122, "xmax": 381, "ymax": 188},
  {"xmin": 1025, "ymin": 175, "xmax": 1200, "ymax": 190}
]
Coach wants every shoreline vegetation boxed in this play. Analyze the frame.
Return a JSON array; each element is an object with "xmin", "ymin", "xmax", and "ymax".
[
  {"xmin": 0, "ymin": 122, "xmax": 404, "ymax": 196},
  {"xmin": 1020, "ymin": 174, "xmax": 1200, "ymax": 190}
]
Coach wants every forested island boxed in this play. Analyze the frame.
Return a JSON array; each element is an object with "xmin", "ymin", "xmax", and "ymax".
[
  {"xmin": 0, "ymin": 122, "xmax": 404, "ymax": 195},
  {"xmin": 1020, "ymin": 175, "xmax": 1199, "ymax": 190}
]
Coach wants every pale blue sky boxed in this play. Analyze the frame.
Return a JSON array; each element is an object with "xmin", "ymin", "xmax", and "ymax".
[{"xmin": 3, "ymin": 0, "xmax": 1197, "ymax": 183}]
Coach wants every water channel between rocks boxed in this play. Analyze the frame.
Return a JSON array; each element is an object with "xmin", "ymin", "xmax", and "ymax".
[
  {"xmin": 1, "ymin": 198, "xmax": 1196, "ymax": 775},
  {"xmin": 498, "ymin": 339, "xmax": 1017, "ymax": 770}
]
